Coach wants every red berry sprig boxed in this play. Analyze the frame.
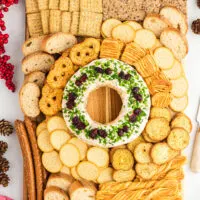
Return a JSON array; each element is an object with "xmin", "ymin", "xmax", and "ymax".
[{"xmin": 0, "ymin": 0, "xmax": 18, "ymax": 92}]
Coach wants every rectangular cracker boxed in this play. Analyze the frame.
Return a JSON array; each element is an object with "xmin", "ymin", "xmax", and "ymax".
[
  {"xmin": 78, "ymin": 12, "xmax": 102, "ymax": 38},
  {"xmin": 70, "ymin": 12, "xmax": 80, "ymax": 35},
  {"xmin": 80, "ymin": 0, "xmax": 102, "ymax": 13},
  {"xmin": 41, "ymin": 10, "xmax": 50, "ymax": 34},
  {"xmin": 100, "ymin": 38, "xmax": 124, "ymax": 59},
  {"xmin": 62, "ymin": 12, "xmax": 71, "ymax": 33},
  {"xmin": 49, "ymin": 10, "xmax": 61, "ymax": 33},
  {"xmin": 38, "ymin": 0, "xmax": 49, "ymax": 10},
  {"xmin": 60, "ymin": 0, "xmax": 69, "ymax": 11},
  {"xmin": 49, "ymin": 0, "xmax": 59, "ymax": 9},
  {"xmin": 25, "ymin": 0, "xmax": 39, "ymax": 13},
  {"xmin": 69, "ymin": 0, "xmax": 80, "ymax": 12},
  {"xmin": 27, "ymin": 13, "xmax": 43, "ymax": 37}
]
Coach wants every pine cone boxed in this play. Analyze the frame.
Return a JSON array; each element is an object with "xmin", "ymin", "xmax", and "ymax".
[
  {"xmin": 0, "ymin": 119, "xmax": 13, "ymax": 136},
  {"xmin": 198, "ymin": 0, "xmax": 200, "ymax": 8},
  {"xmin": 0, "ymin": 156, "xmax": 9, "ymax": 173},
  {"xmin": 192, "ymin": 19, "xmax": 200, "ymax": 34},
  {"xmin": 0, "ymin": 141, "xmax": 8, "ymax": 156},
  {"xmin": 0, "ymin": 172, "xmax": 10, "ymax": 187}
]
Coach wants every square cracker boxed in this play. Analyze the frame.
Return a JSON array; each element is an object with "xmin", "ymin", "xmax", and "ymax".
[
  {"xmin": 62, "ymin": 12, "xmax": 71, "ymax": 33},
  {"xmin": 49, "ymin": 10, "xmax": 61, "ymax": 33},
  {"xmin": 78, "ymin": 12, "xmax": 102, "ymax": 38},
  {"xmin": 25, "ymin": 0, "xmax": 39, "ymax": 13},
  {"xmin": 38, "ymin": 0, "xmax": 49, "ymax": 10},
  {"xmin": 80, "ymin": 0, "xmax": 102, "ymax": 13},
  {"xmin": 49, "ymin": 0, "xmax": 59, "ymax": 9},
  {"xmin": 27, "ymin": 13, "xmax": 43, "ymax": 37},
  {"xmin": 69, "ymin": 0, "xmax": 80, "ymax": 12},
  {"xmin": 70, "ymin": 12, "xmax": 80, "ymax": 35},
  {"xmin": 100, "ymin": 38, "xmax": 124, "ymax": 59},
  {"xmin": 41, "ymin": 10, "xmax": 50, "ymax": 34},
  {"xmin": 60, "ymin": 0, "xmax": 69, "ymax": 11}
]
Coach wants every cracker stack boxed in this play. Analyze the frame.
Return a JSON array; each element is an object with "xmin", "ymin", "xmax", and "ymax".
[{"xmin": 26, "ymin": 0, "xmax": 103, "ymax": 38}]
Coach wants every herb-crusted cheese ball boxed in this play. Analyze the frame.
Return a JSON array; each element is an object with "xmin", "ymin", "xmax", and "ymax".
[{"xmin": 62, "ymin": 59, "xmax": 151, "ymax": 148}]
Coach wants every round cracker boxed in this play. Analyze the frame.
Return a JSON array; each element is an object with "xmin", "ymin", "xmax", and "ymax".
[
  {"xmin": 150, "ymin": 107, "xmax": 171, "ymax": 121},
  {"xmin": 167, "ymin": 128, "xmax": 190, "ymax": 150},
  {"xmin": 134, "ymin": 142, "xmax": 152, "ymax": 164},
  {"xmin": 146, "ymin": 118, "xmax": 170, "ymax": 141}
]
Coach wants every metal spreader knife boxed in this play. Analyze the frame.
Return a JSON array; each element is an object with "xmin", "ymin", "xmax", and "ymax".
[{"xmin": 191, "ymin": 101, "xmax": 200, "ymax": 172}]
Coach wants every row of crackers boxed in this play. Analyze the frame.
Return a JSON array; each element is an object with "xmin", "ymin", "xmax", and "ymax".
[{"xmin": 26, "ymin": 0, "xmax": 103, "ymax": 38}]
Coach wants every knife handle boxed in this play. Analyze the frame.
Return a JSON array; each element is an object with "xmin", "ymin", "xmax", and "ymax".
[{"xmin": 191, "ymin": 125, "xmax": 200, "ymax": 172}]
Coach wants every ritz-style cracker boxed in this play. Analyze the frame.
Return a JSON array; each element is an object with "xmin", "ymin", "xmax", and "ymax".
[
  {"xmin": 25, "ymin": 0, "xmax": 39, "ymax": 13},
  {"xmin": 27, "ymin": 13, "xmax": 43, "ymax": 37},
  {"xmin": 38, "ymin": 0, "xmax": 48, "ymax": 10},
  {"xmin": 80, "ymin": 0, "xmax": 102, "ymax": 13},
  {"xmin": 50, "ymin": 10, "xmax": 61, "ymax": 33},
  {"xmin": 70, "ymin": 12, "xmax": 80, "ymax": 35},
  {"xmin": 70, "ymin": 0, "xmax": 80, "ymax": 11},
  {"xmin": 78, "ymin": 11, "xmax": 103, "ymax": 38},
  {"xmin": 60, "ymin": 0, "xmax": 69, "ymax": 11},
  {"xmin": 62, "ymin": 12, "xmax": 72, "ymax": 33},
  {"xmin": 49, "ymin": 0, "xmax": 59, "ymax": 9},
  {"xmin": 41, "ymin": 10, "xmax": 50, "ymax": 34}
]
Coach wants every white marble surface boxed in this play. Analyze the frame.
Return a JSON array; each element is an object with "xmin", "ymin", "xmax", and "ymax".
[{"xmin": 0, "ymin": 0, "xmax": 200, "ymax": 199}]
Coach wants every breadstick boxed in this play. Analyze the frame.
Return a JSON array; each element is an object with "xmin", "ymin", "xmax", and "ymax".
[
  {"xmin": 15, "ymin": 120, "xmax": 36, "ymax": 200},
  {"xmin": 23, "ymin": 164, "xmax": 28, "ymax": 200},
  {"xmin": 24, "ymin": 117, "xmax": 43, "ymax": 200}
]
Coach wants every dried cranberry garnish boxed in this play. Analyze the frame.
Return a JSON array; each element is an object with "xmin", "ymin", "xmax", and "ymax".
[
  {"xmin": 105, "ymin": 68, "xmax": 112, "ymax": 75},
  {"xmin": 72, "ymin": 116, "xmax": 79, "ymax": 125},
  {"xmin": 134, "ymin": 94, "xmax": 143, "ymax": 102},
  {"xmin": 98, "ymin": 130, "xmax": 107, "ymax": 138},
  {"xmin": 67, "ymin": 101, "xmax": 75, "ymax": 109},
  {"xmin": 89, "ymin": 128, "xmax": 98, "ymax": 139},
  {"xmin": 134, "ymin": 108, "xmax": 142, "ymax": 115},
  {"xmin": 95, "ymin": 67, "xmax": 104, "ymax": 73},
  {"xmin": 118, "ymin": 129, "xmax": 124, "ymax": 136},
  {"xmin": 75, "ymin": 80, "xmax": 82, "ymax": 86},
  {"xmin": 130, "ymin": 114, "xmax": 137, "ymax": 122},
  {"xmin": 80, "ymin": 73, "xmax": 87, "ymax": 82},
  {"xmin": 76, "ymin": 122, "xmax": 86, "ymax": 130},
  {"xmin": 69, "ymin": 92, "xmax": 77, "ymax": 100},
  {"xmin": 122, "ymin": 125, "xmax": 129, "ymax": 133},
  {"xmin": 124, "ymin": 74, "xmax": 131, "ymax": 80},
  {"xmin": 119, "ymin": 71, "xmax": 125, "ymax": 79},
  {"xmin": 132, "ymin": 87, "xmax": 139, "ymax": 94}
]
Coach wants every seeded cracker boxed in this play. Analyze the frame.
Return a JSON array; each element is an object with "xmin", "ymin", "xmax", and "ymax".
[
  {"xmin": 70, "ymin": 12, "xmax": 80, "ymax": 35},
  {"xmin": 49, "ymin": 0, "xmax": 59, "ymax": 9},
  {"xmin": 80, "ymin": 0, "xmax": 102, "ymax": 13},
  {"xmin": 25, "ymin": 0, "xmax": 39, "ymax": 14},
  {"xmin": 27, "ymin": 13, "xmax": 43, "ymax": 37},
  {"xmin": 79, "ymin": 12, "xmax": 102, "ymax": 38},
  {"xmin": 41, "ymin": 10, "xmax": 50, "ymax": 34},
  {"xmin": 38, "ymin": 0, "xmax": 48, "ymax": 10},
  {"xmin": 50, "ymin": 10, "xmax": 61, "ymax": 33},
  {"xmin": 62, "ymin": 12, "xmax": 72, "ymax": 33},
  {"xmin": 60, "ymin": 0, "xmax": 69, "ymax": 11},
  {"xmin": 70, "ymin": 0, "xmax": 80, "ymax": 12}
]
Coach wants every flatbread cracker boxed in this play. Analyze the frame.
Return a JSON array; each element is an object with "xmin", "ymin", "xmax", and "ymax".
[
  {"xmin": 50, "ymin": 10, "xmax": 61, "ymax": 33},
  {"xmin": 78, "ymin": 12, "xmax": 102, "ymax": 38},
  {"xmin": 26, "ymin": 0, "xmax": 39, "ymax": 13},
  {"xmin": 70, "ymin": 0, "xmax": 80, "ymax": 11},
  {"xmin": 38, "ymin": 0, "xmax": 48, "ymax": 10},
  {"xmin": 27, "ymin": 13, "xmax": 43, "ymax": 37},
  {"xmin": 41, "ymin": 10, "xmax": 50, "ymax": 34},
  {"xmin": 60, "ymin": 0, "xmax": 69, "ymax": 11},
  {"xmin": 49, "ymin": 0, "xmax": 59, "ymax": 9},
  {"xmin": 62, "ymin": 12, "xmax": 71, "ymax": 33},
  {"xmin": 70, "ymin": 12, "xmax": 80, "ymax": 35},
  {"xmin": 80, "ymin": 0, "xmax": 102, "ymax": 13}
]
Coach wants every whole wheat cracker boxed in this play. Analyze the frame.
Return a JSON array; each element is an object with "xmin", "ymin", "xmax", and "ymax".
[
  {"xmin": 50, "ymin": 10, "xmax": 61, "ymax": 34},
  {"xmin": 60, "ymin": 0, "xmax": 69, "ymax": 11},
  {"xmin": 41, "ymin": 10, "xmax": 50, "ymax": 35},
  {"xmin": 38, "ymin": 0, "xmax": 48, "ymax": 10},
  {"xmin": 49, "ymin": 0, "xmax": 59, "ymax": 9},
  {"xmin": 70, "ymin": 0, "xmax": 80, "ymax": 12},
  {"xmin": 62, "ymin": 12, "xmax": 72, "ymax": 33},
  {"xmin": 80, "ymin": 0, "xmax": 102, "ymax": 13},
  {"xmin": 25, "ymin": 0, "xmax": 39, "ymax": 14},
  {"xmin": 70, "ymin": 12, "xmax": 80, "ymax": 35}
]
